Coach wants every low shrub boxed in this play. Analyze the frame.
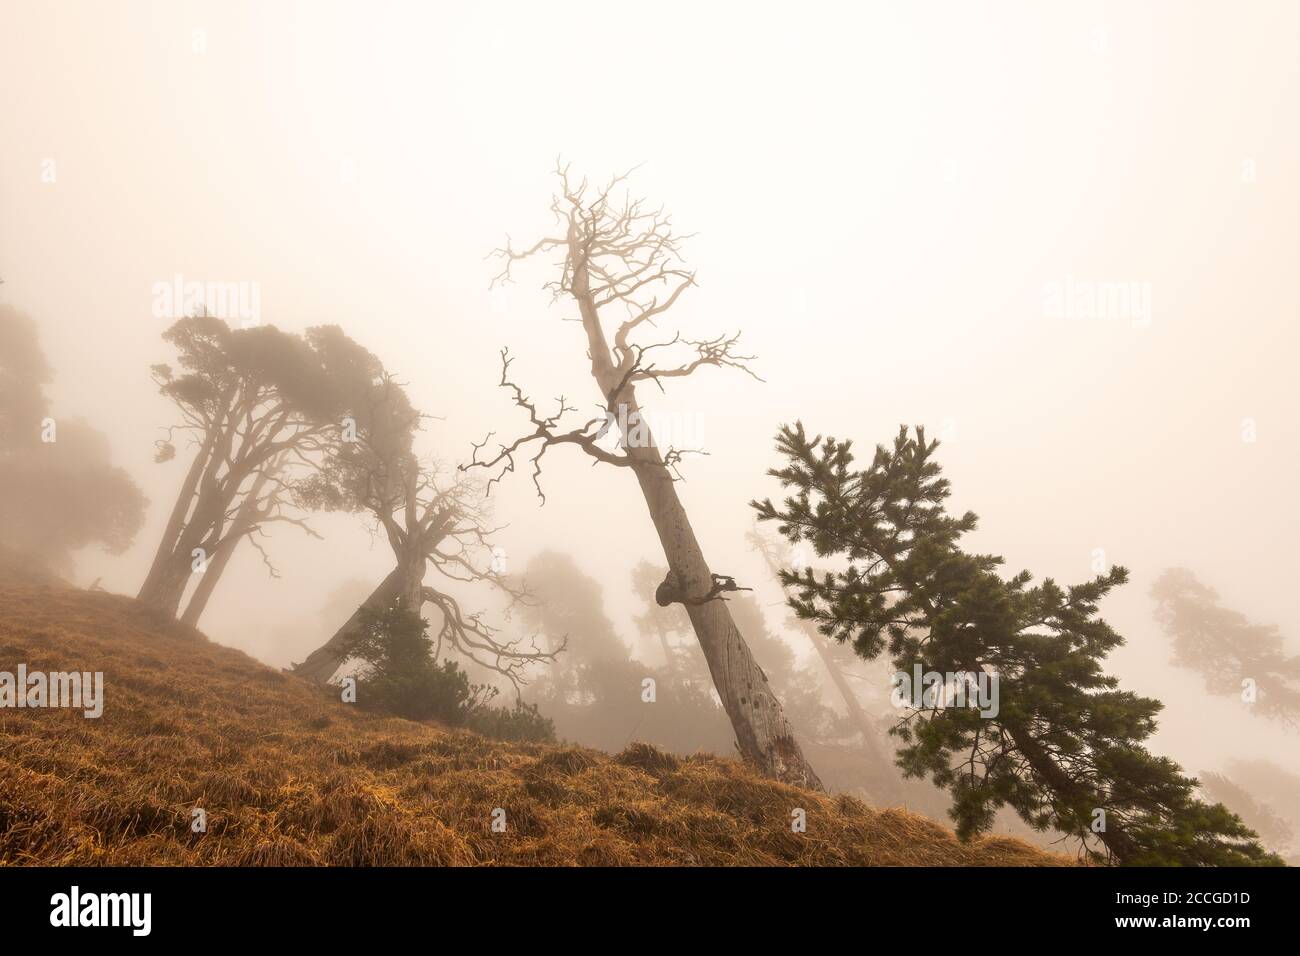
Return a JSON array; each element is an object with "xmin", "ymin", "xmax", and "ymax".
[{"xmin": 345, "ymin": 602, "xmax": 553, "ymax": 742}]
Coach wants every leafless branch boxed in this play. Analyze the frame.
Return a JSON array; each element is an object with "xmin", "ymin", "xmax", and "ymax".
[
  {"xmin": 461, "ymin": 348, "xmax": 634, "ymax": 503},
  {"xmin": 422, "ymin": 584, "xmax": 560, "ymax": 691}
]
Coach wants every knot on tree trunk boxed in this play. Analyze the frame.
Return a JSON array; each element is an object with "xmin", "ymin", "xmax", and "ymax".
[{"xmin": 655, "ymin": 570, "xmax": 752, "ymax": 607}]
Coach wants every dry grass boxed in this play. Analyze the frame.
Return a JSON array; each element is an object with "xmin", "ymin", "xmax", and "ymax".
[{"xmin": 0, "ymin": 580, "xmax": 1072, "ymax": 866}]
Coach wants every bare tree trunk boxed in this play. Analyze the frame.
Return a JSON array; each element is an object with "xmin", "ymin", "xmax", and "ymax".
[
  {"xmin": 139, "ymin": 490, "xmax": 234, "ymax": 616},
  {"xmin": 138, "ymin": 431, "xmax": 214, "ymax": 603},
  {"xmin": 628, "ymin": 445, "xmax": 821, "ymax": 788},
  {"xmin": 139, "ymin": 395, "xmax": 278, "ymax": 616},
  {"xmin": 178, "ymin": 464, "xmax": 277, "ymax": 629},
  {"xmin": 571, "ymin": 268, "xmax": 820, "ymax": 788},
  {"xmin": 293, "ymin": 567, "xmax": 404, "ymax": 683},
  {"xmin": 398, "ymin": 553, "xmax": 426, "ymax": 613},
  {"xmin": 139, "ymin": 542, "xmax": 200, "ymax": 617},
  {"xmin": 177, "ymin": 529, "xmax": 241, "ymax": 629}
]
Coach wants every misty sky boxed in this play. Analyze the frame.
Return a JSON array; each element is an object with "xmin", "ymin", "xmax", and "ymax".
[{"xmin": 2, "ymin": 0, "xmax": 1297, "ymax": 778}]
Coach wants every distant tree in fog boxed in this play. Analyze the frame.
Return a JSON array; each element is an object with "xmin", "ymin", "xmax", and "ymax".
[
  {"xmin": 1151, "ymin": 567, "xmax": 1300, "ymax": 727},
  {"xmin": 0, "ymin": 305, "xmax": 145, "ymax": 574},
  {"xmin": 520, "ymin": 551, "xmax": 733, "ymax": 756},
  {"xmin": 0, "ymin": 303, "xmax": 50, "ymax": 433},
  {"xmin": 1199, "ymin": 770, "xmax": 1294, "ymax": 860},
  {"xmin": 1223, "ymin": 758, "xmax": 1300, "ymax": 821},
  {"xmin": 629, "ymin": 559, "xmax": 694, "ymax": 679},
  {"xmin": 755, "ymin": 422, "xmax": 1279, "ymax": 865},
  {"xmin": 467, "ymin": 165, "xmax": 821, "ymax": 789},
  {"xmin": 519, "ymin": 550, "xmax": 626, "ymax": 665},
  {"xmin": 1216, "ymin": 759, "xmax": 1300, "ymax": 864},
  {"xmin": 749, "ymin": 529, "xmax": 896, "ymax": 760}
]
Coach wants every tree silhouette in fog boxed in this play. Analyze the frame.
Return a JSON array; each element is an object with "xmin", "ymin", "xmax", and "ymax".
[
  {"xmin": 1152, "ymin": 567, "xmax": 1300, "ymax": 726},
  {"xmin": 519, "ymin": 550, "xmax": 734, "ymax": 756},
  {"xmin": 1199, "ymin": 770, "xmax": 1294, "ymax": 862},
  {"xmin": 0, "ymin": 305, "xmax": 145, "ymax": 575},
  {"xmin": 748, "ymin": 528, "xmax": 907, "ymax": 802}
]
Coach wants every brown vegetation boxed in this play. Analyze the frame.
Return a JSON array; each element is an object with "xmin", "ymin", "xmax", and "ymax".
[{"xmin": 0, "ymin": 578, "xmax": 1070, "ymax": 866}]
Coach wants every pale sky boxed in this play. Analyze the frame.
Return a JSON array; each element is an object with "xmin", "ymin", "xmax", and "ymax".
[{"xmin": 2, "ymin": 0, "xmax": 1297, "ymax": 776}]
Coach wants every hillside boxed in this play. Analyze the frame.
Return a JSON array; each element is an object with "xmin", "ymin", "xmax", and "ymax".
[{"xmin": 0, "ymin": 580, "xmax": 1070, "ymax": 866}]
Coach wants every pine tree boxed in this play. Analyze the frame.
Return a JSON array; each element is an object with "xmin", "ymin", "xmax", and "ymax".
[
  {"xmin": 345, "ymin": 601, "xmax": 478, "ymax": 724},
  {"xmin": 752, "ymin": 422, "xmax": 1280, "ymax": 865}
]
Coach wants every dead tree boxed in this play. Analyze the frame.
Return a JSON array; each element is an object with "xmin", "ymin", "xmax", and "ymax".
[{"xmin": 467, "ymin": 165, "xmax": 822, "ymax": 789}]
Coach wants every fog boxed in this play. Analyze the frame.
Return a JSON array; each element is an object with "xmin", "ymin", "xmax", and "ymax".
[{"xmin": 2, "ymin": 0, "xmax": 1298, "ymax": 819}]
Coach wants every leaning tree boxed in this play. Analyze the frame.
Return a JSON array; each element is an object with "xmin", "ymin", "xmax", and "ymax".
[
  {"xmin": 754, "ymin": 422, "xmax": 1278, "ymax": 865},
  {"xmin": 466, "ymin": 165, "xmax": 822, "ymax": 788},
  {"xmin": 291, "ymin": 353, "xmax": 554, "ymax": 686},
  {"xmin": 140, "ymin": 317, "xmax": 350, "ymax": 619}
]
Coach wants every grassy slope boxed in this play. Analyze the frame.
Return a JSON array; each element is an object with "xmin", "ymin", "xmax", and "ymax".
[{"xmin": 0, "ymin": 580, "xmax": 1070, "ymax": 866}]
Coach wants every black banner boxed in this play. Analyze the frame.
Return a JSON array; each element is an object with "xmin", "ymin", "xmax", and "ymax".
[{"xmin": 0, "ymin": 865, "xmax": 1290, "ymax": 942}]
